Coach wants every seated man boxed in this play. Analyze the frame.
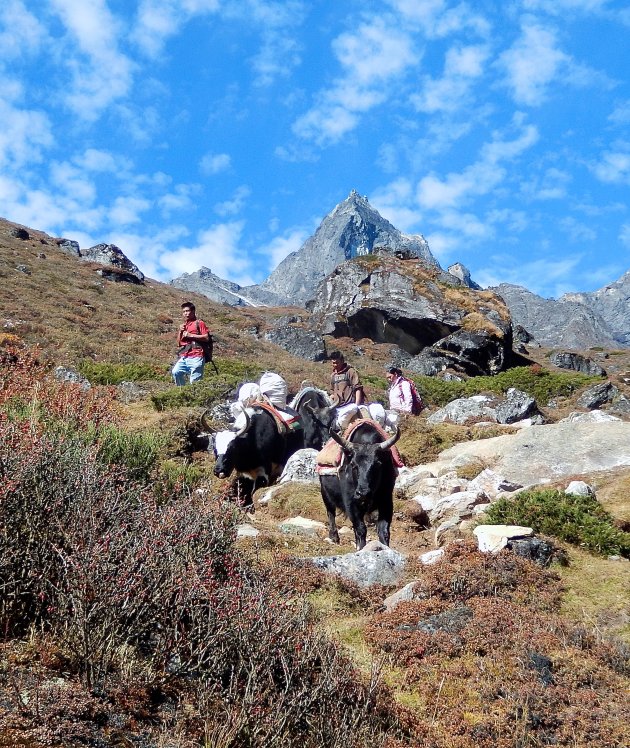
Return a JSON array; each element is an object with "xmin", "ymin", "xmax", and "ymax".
[{"xmin": 329, "ymin": 351, "xmax": 364, "ymax": 407}]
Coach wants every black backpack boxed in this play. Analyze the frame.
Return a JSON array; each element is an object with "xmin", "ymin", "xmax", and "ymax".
[{"xmin": 195, "ymin": 321, "xmax": 214, "ymax": 364}]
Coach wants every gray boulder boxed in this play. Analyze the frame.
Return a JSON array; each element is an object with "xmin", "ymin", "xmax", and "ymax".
[
  {"xmin": 419, "ymin": 421, "xmax": 630, "ymax": 487},
  {"xmin": 576, "ymin": 381, "xmax": 618, "ymax": 409},
  {"xmin": 82, "ymin": 243, "xmax": 144, "ymax": 283},
  {"xmin": 409, "ymin": 329, "xmax": 509, "ymax": 377},
  {"xmin": 279, "ymin": 449, "xmax": 319, "ymax": 484},
  {"xmin": 549, "ymin": 351, "xmax": 606, "ymax": 376},
  {"xmin": 54, "ymin": 366, "xmax": 90, "ymax": 391},
  {"xmin": 264, "ymin": 326, "xmax": 327, "ymax": 361},
  {"xmin": 565, "ymin": 480, "xmax": 595, "ymax": 497},
  {"xmin": 310, "ymin": 540, "xmax": 406, "ymax": 587},
  {"xmin": 447, "ymin": 262, "xmax": 481, "ymax": 289},
  {"xmin": 56, "ymin": 238, "xmax": 81, "ymax": 257},
  {"xmin": 427, "ymin": 389, "xmax": 542, "ymax": 426},
  {"xmin": 310, "ymin": 254, "xmax": 512, "ymax": 375}
]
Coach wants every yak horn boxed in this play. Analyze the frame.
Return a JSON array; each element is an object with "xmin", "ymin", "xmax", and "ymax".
[
  {"xmin": 234, "ymin": 409, "xmax": 251, "ymax": 438},
  {"xmin": 377, "ymin": 427, "xmax": 401, "ymax": 452},
  {"xmin": 329, "ymin": 427, "xmax": 353, "ymax": 455},
  {"xmin": 200, "ymin": 409, "xmax": 217, "ymax": 433}
]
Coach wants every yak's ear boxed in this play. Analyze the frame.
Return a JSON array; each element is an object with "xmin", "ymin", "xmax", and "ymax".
[
  {"xmin": 329, "ymin": 428, "xmax": 353, "ymax": 456},
  {"xmin": 376, "ymin": 427, "xmax": 400, "ymax": 451}
]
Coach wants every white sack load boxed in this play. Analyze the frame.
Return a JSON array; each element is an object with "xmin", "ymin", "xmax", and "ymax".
[
  {"xmin": 230, "ymin": 382, "xmax": 261, "ymax": 419},
  {"xmin": 259, "ymin": 371, "xmax": 288, "ymax": 408}
]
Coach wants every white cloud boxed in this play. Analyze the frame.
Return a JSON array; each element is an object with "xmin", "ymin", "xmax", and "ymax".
[
  {"xmin": 214, "ymin": 185, "xmax": 251, "ymax": 217},
  {"xmin": 499, "ymin": 18, "xmax": 569, "ymax": 105},
  {"xmin": 0, "ymin": 0, "xmax": 46, "ymax": 59},
  {"xmin": 157, "ymin": 221, "xmax": 256, "ymax": 284},
  {"xmin": 133, "ymin": 0, "xmax": 304, "ymax": 85},
  {"xmin": 523, "ymin": 167, "xmax": 572, "ymax": 200},
  {"xmin": 105, "ymin": 225, "xmax": 190, "ymax": 280},
  {"xmin": 619, "ymin": 223, "xmax": 630, "ymax": 248},
  {"xmin": 73, "ymin": 148, "xmax": 131, "ymax": 173},
  {"xmin": 416, "ymin": 119, "xmax": 539, "ymax": 210},
  {"xmin": 413, "ymin": 43, "xmax": 489, "ymax": 112},
  {"xmin": 260, "ymin": 228, "xmax": 309, "ymax": 270},
  {"xmin": 132, "ymin": 0, "xmax": 221, "ymax": 57},
  {"xmin": 109, "ymin": 196, "xmax": 152, "ymax": 226},
  {"xmin": 386, "ymin": 0, "xmax": 490, "ymax": 38},
  {"xmin": 0, "ymin": 98, "xmax": 53, "ymax": 168},
  {"xmin": 609, "ymin": 100, "xmax": 630, "ymax": 126},
  {"xmin": 50, "ymin": 161, "xmax": 97, "ymax": 204},
  {"xmin": 559, "ymin": 216, "xmax": 597, "ymax": 242},
  {"xmin": 487, "ymin": 208, "xmax": 528, "ymax": 233},
  {"xmin": 591, "ymin": 148, "xmax": 630, "ymax": 184},
  {"xmin": 293, "ymin": 16, "xmax": 419, "ymax": 145},
  {"xmin": 522, "ymin": 0, "xmax": 608, "ymax": 12},
  {"xmin": 200, "ymin": 152, "xmax": 231, "ymax": 175},
  {"xmin": 370, "ymin": 179, "xmax": 424, "ymax": 232},
  {"xmin": 475, "ymin": 255, "xmax": 583, "ymax": 297},
  {"xmin": 49, "ymin": 0, "xmax": 135, "ymax": 117}
]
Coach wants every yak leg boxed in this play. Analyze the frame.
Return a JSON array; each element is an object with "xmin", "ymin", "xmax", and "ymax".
[
  {"xmin": 319, "ymin": 476, "xmax": 341, "ymax": 544},
  {"xmin": 376, "ymin": 484, "xmax": 394, "ymax": 547},
  {"xmin": 353, "ymin": 517, "xmax": 368, "ymax": 550},
  {"xmin": 376, "ymin": 516, "xmax": 391, "ymax": 546}
]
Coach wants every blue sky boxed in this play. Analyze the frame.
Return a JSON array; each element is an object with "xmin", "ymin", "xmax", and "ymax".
[{"xmin": 1, "ymin": 0, "xmax": 629, "ymax": 298}]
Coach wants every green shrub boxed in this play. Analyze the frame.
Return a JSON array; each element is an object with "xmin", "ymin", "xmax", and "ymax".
[
  {"xmin": 95, "ymin": 424, "xmax": 167, "ymax": 483},
  {"xmin": 78, "ymin": 360, "xmax": 166, "ymax": 384},
  {"xmin": 151, "ymin": 356, "xmax": 264, "ymax": 411},
  {"xmin": 485, "ymin": 489, "xmax": 630, "ymax": 557},
  {"xmin": 413, "ymin": 366, "xmax": 599, "ymax": 407}
]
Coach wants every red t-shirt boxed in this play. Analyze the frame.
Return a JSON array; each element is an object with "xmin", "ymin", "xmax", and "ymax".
[{"xmin": 177, "ymin": 319, "xmax": 210, "ymax": 358}]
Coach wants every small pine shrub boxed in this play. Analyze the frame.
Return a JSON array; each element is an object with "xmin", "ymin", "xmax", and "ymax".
[
  {"xmin": 485, "ymin": 489, "xmax": 630, "ymax": 557},
  {"xmin": 78, "ymin": 360, "xmax": 166, "ymax": 384},
  {"xmin": 95, "ymin": 424, "xmax": 167, "ymax": 483}
]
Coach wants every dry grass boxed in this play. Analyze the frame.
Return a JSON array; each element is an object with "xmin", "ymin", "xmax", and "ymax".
[{"xmin": 558, "ymin": 547, "xmax": 630, "ymax": 642}]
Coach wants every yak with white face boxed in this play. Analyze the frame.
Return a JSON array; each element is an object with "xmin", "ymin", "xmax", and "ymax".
[{"xmin": 318, "ymin": 421, "xmax": 400, "ymax": 550}]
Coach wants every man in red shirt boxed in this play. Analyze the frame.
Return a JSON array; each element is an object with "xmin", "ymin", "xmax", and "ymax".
[{"xmin": 172, "ymin": 301, "xmax": 211, "ymax": 386}]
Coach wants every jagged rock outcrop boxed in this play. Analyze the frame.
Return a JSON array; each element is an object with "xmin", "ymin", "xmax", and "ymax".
[
  {"xmin": 562, "ymin": 270, "xmax": 630, "ymax": 347},
  {"xmin": 81, "ymin": 243, "xmax": 144, "ymax": 283},
  {"xmin": 310, "ymin": 255, "xmax": 514, "ymax": 376},
  {"xmin": 492, "ymin": 283, "xmax": 617, "ymax": 349},
  {"xmin": 447, "ymin": 262, "xmax": 481, "ymax": 290},
  {"xmin": 407, "ymin": 329, "xmax": 510, "ymax": 377},
  {"xmin": 549, "ymin": 351, "xmax": 606, "ymax": 376}
]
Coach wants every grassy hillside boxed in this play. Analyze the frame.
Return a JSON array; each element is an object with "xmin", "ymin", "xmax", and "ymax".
[{"xmin": 1, "ymin": 217, "xmax": 629, "ymax": 747}]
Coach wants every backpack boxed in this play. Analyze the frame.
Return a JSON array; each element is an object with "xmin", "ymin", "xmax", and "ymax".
[
  {"xmin": 195, "ymin": 321, "xmax": 214, "ymax": 364},
  {"xmin": 401, "ymin": 377, "xmax": 424, "ymax": 415}
]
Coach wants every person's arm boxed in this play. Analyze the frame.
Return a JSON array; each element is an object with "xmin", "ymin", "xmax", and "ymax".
[{"xmin": 349, "ymin": 368, "xmax": 365, "ymax": 405}]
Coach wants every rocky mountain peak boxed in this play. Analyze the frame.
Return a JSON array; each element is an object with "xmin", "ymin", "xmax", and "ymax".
[{"xmin": 243, "ymin": 191, "xmax": 439, "ymax": 306}]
